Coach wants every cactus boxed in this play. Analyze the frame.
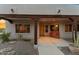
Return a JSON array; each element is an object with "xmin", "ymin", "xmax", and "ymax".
[{"xmin": 74, "ymin": 35, "xmax": 79, "ymax": 48}]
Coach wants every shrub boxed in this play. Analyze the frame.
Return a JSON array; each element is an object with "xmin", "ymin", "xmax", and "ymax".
[{"xmin": 0, "ymin": 32, "xmax": 11, "ymax": 43}]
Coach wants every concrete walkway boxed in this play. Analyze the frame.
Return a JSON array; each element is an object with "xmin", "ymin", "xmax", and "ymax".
[
  {"xmin": 38, "ymin": 44, "xmax": 64, "ymax": 55},
  {"xmin": 38, "ymin": 37, "xmax": 70, "ymax": 55}
]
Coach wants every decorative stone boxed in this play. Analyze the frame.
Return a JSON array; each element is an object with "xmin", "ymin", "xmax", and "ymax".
[{"xmin": 69, "ymin": 46, "xmax": 79, "ymax": 53}]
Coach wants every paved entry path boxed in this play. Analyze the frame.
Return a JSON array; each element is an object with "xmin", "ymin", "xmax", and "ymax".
[{"xmin": 38, "ymin": 37, "xmax": 70, "ymax": 55}]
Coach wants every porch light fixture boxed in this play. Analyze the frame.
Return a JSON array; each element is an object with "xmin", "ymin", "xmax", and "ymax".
[
  {"xmin": 11, "ymin": 8, "xmax": 14, "ymax": 14},
  {"xmin": 56, "ymin": 8, "xmax": 63, "ymax": 15},
  {"xmin": 57, "ymin": 9, "xmax": 61, "ymax": 14}
]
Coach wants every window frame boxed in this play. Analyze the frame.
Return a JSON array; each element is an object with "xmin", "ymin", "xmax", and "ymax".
[
  {"xmin": 15, "ymin": 24, "xmax": 30, "ymax": 33},
  {"xmin": 65, "ymin": 24, "xmax": 72, "ymax": 32}
]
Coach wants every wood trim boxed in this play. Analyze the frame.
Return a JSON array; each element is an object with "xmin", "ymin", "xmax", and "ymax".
[{"xmin": 0, "ymin": 14, "xmax": 79, "ymax": 18}]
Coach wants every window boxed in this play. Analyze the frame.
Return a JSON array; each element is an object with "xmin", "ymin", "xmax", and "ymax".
[
  {"xmin": 65, "ymin": 24, "xmax": 72, "ymax": 32},
  {"xmin": 16, "ymin": 24, "xmax": 30, "ymax": 33}
]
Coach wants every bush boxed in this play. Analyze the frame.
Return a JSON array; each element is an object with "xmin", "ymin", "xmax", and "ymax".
[{"xmin": 0, "ymin": 32, "xmax": 11, "ymax": 43}]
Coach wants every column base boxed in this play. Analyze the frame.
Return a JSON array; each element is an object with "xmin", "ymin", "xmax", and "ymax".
[{"xmin": 34, "ymin": 44, "xmax": 38, "ymax": 49}]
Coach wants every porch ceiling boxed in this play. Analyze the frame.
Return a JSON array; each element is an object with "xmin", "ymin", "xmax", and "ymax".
[
  {"xmin": 6, "ymin": 17, "xmax": 79, "ymax": 24},
  {"xmin": 39, "ymin": 18, "xmax": 72, "ymax": 24},
  {"xmin": 0, "ymin": 14, "xmax": 79, "ymax": 22}
]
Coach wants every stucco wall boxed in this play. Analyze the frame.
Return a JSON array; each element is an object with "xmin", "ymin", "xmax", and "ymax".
[
  {"xmin": 59, "ymin": 24, "xmax": 72, "ymax": 39},
  {"xmin": 59, "ymin": 24, "xmax": 79, "ymax": 39},
  {"xmin": 5, "ymin": 21, "xmax": 35, "ymax": 41},
  {"xmin": 0, "ymin": 4, "xmax": 79, "ymax": 15}
]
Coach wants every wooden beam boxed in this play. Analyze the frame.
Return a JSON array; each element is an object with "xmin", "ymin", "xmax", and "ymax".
[
  {"xmin": 68, "ymin": 17, "xmax": 74, "ymax": 22},
  {"xmin": 0, "ymin": 17, "xmax": 13, "ymax": 24},
  {"xmin": 0, "ymin": 14, "xmax": 79, "ymax": 18}
]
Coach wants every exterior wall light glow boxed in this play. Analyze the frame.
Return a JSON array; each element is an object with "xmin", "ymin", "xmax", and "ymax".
[
  {"xmin": 0, "ymin": 19, "xmax": 6, "ymax": 29},
  {"xmin": 55, "ymin": 24, "xmax": 58, "ymax": 27}
]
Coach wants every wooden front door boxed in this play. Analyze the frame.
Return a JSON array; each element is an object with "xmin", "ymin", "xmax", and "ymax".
[{"xmin": 50, "ymin": 24, "xmax": 59, "ymax": 38}]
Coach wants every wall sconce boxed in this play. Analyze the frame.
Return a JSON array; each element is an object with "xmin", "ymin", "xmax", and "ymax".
[{"xmin": 11, "ymin": 8, "xmax": 14, "ymax": 14}]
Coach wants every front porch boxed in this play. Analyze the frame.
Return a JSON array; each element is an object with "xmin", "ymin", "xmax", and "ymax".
[{"xmin": 0, "ymin": 14, "xmax": 79, "ymax": 55}]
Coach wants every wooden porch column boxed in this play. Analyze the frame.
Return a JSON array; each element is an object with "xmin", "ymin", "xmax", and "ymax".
[{"xmin": 34, "ymin": 18, "xmax": 38, "ymax": 45}]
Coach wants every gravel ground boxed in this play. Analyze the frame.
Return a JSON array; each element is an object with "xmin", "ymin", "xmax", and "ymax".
[{"xmin": 0, "ymin": 40, "xmax": 39, "ymax": 55}]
